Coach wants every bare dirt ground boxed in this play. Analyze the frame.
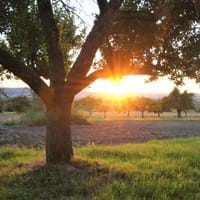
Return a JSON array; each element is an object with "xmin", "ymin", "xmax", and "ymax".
[{"xmin": 1, "ymin": 120, "xmax": 200, "ymax": 147}]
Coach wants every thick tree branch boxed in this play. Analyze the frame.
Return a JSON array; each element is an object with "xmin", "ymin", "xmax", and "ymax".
[
  {"xmin": 97, "ymin": 0, "xmax": 108, "ymax": 14},
  {"xmin": 67, "ymin": 0, "xmax": 124, "ymax": 88},
  {"xmin": 73, "ymin": 65, "xmax": 157, "ymax": 93},
  {"xmin": 74, "ymin": 70, "xmax": 105, "ymax": 93},
  {"xmin": 0, "ymin": 48, "xmax": 50, "ymax": 105},
  {"xmin": 37, "ymin": 0, "xmax": 65, "ymax": 86}
]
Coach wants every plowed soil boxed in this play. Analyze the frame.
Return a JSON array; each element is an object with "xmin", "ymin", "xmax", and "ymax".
[{"xmin": 1, "ymin": 120, "xmax": 200, "ymax": 147}]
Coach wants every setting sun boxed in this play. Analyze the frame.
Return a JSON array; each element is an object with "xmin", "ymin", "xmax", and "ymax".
[
  {"xmin": 86, "ymin": 76, "xmax": 145, "ymax": 97},
  {"xmin": 103, "ymin": 79, "xmax": 131, "ymax": 97},
  {"xmin": 94, "ymin": 76, "xmax": 141, "ymax": 98},
  {"xmin": 85, "ymin": 75, "xmax": 200, "ymax": 96}
]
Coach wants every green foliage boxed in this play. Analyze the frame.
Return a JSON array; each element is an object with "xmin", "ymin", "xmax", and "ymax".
[
  {"xmin": 3, "ymin": 110, "xmax": 46, "ymax": 126},
  {"xmin": 4, "ymin": 109, "xmax": 89, "ymax": 126},
  {"xmin": 100, "ymin": 0, "xmax": 200, "ymax": 83},
  {"xmin": 30, "ymin": 95, "xmax": 45, "ymax": 112},
  {"xmin": 148, "ymin": 97, "xmax": 171, "ymax": 116},
  {"xmin": 0, "ymin": 137, "xmax": 200, "ymax": 199},
  {"xmin": 168, "ymin": 87, "xmax": 194, "ymax": 117},
  {"xmin": 133, "ymin": 97, "xmax": 152, "ymax": 117},
  {"xmin": 73, "ymin": 96, "xmax": 99, "ymax": 116},
  {"xmin": 97, "ymin": 98, "xmax": 112, "ymax": 119},
  {"xmin": 5, "ymin": 96, "xmax": 30, "ymax": 113},
  {"xmin": 181, "ymin": 90, "xmax": 195, "ymax": 111},
  {"xmin": 120, "ymin": 96, "xmax": 134, "ymax": 115},
  {"xmin": 71, "ymin": 112, "xmax": 89, "ymax": 125},
  {"xmin": 0, "ymin": 0, "xmax": 84, "ymax": 78},
  {"xmin": 148, "ymin": 99, "xmax": 163, "ymax": 116}
]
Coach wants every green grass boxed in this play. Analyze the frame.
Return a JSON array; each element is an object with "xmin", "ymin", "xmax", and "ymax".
[{"xmin": 0, "ymin": 137, "xmax": 200, "ymax": 199}]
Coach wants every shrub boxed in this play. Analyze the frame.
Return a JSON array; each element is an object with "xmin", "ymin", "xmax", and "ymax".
[
  {"xmin": 4, "ymin": 110, "xmax": 89, "ymax": 126},
  {"xmin": 71, "ymin": 112, "xmax": 89, "ymax": 124},
  {"xmin": 5, "ymin": 96, "xmax": 30, "ymax": 113},
  {"xmin": 4, "ymin": 110, "xmax": 46, "ymax": 126},
  {"xmin": 30, "ymin": 97, "xmax": 45, "ymax": 112}
]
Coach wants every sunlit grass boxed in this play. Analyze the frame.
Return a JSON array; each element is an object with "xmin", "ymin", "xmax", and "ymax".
[{"xmin": 0, "ymin": 137, "xmax": 200, "ymax": 199}]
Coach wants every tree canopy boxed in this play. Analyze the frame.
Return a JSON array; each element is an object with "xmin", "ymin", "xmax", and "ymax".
[
  {"xmin": 100, "ymin": 0, "xmax": 200, "ymax": 84},
  {"xmin": 168, "ymin": 87, "xmax": 194, "ymax": 118},
  {"xmin": 73, "ymin": 96, "xmax": 99, "ymax": 116},
  {"xmin": 0, "ymin": 0, "xmax": 199, "ymax": 163},
  {"xmin": 0, "ymin": 0, "xmax": 83, "ymax": 80}
]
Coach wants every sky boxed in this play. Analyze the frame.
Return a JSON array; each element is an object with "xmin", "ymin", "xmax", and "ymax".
[{"xmin": 1, "ymin": 0, "xmax": 200, "ymax": 95}]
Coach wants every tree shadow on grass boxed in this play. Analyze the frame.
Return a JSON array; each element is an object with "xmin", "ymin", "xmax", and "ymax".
[{"xmin": 1, "ymin": 159, "xmax": 130, "ymax": 200}]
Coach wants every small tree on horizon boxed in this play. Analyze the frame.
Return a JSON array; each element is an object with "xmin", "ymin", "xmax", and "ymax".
[
  {"xmin": 120, "ymin": 96, "xmax": 133, "ymax": 117},
  {"xmin": 148, "ymin": 97, "xmax": 171, "ymax": 118},
  {"xmin": 73, "ymin": 96, "xmax": 99, "ymax": 117},
  {"xmin": 168, "ymin": 88, "xmax": 194, "ymax": 118},
  {"xmin": 133, "ymin": 97, "xmax": 152, "ymax": 118},
  {"xmin": 98, "ymin": 98, "xmax": 111, "ymax": 119},
  {"xmin": 181, "ymin": 90, "xmax": 195, "ymax": 116}
]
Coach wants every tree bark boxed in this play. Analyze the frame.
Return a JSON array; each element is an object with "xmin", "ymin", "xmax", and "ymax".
[
  {"xmin": 142, "ymin": 111, "xmax": 144, "ymax": 118},
  {"xmin": 0, "ymin": 48, "xmax": 50, "ymax": 105},
  {"xmin": 127, "ymin": 110, "xmax": 130, "ymax": 117},
  {"xmin": 46, "ymin": 92, "xmax": 74, "ymax": 164},
  {"xmin": 67, "ymin": 0, "xmax": 124, "ymax": 85},
  {"xmin": 184, "ymin": 111, "xmax": 187, "ymax": 117},
  {"xmin": 177, "ymin": 109, "xmax": 181, "ymax": 118}
]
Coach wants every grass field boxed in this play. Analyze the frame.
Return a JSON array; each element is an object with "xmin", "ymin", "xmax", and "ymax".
[{"xmin": 0, "ymin": 137, "xmax": 200, "ymax": 199}]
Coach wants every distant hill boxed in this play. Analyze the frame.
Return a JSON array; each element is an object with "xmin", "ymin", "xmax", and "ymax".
[{"xmin": 0, "ymin": 88, "xmax": 33, "ymax": 99}]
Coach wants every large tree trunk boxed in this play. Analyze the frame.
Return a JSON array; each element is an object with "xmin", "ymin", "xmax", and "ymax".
[{"xmin": 46, "ymin": 93, "xmax": 74, "ymax": 164}]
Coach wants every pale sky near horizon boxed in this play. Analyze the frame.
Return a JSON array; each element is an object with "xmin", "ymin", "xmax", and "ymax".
[{"xmin": 1, "ymin": 0, "xmax": 200, "ymax": 95}]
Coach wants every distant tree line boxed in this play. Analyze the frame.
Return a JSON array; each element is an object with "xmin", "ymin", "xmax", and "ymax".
[
  {"xmin": 0, "ymin": 87, "xmax": 196, "ymax": 119},
  {"xmin": 73, "ymin": 88, "xmax": 195, "ymax": 118}
]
